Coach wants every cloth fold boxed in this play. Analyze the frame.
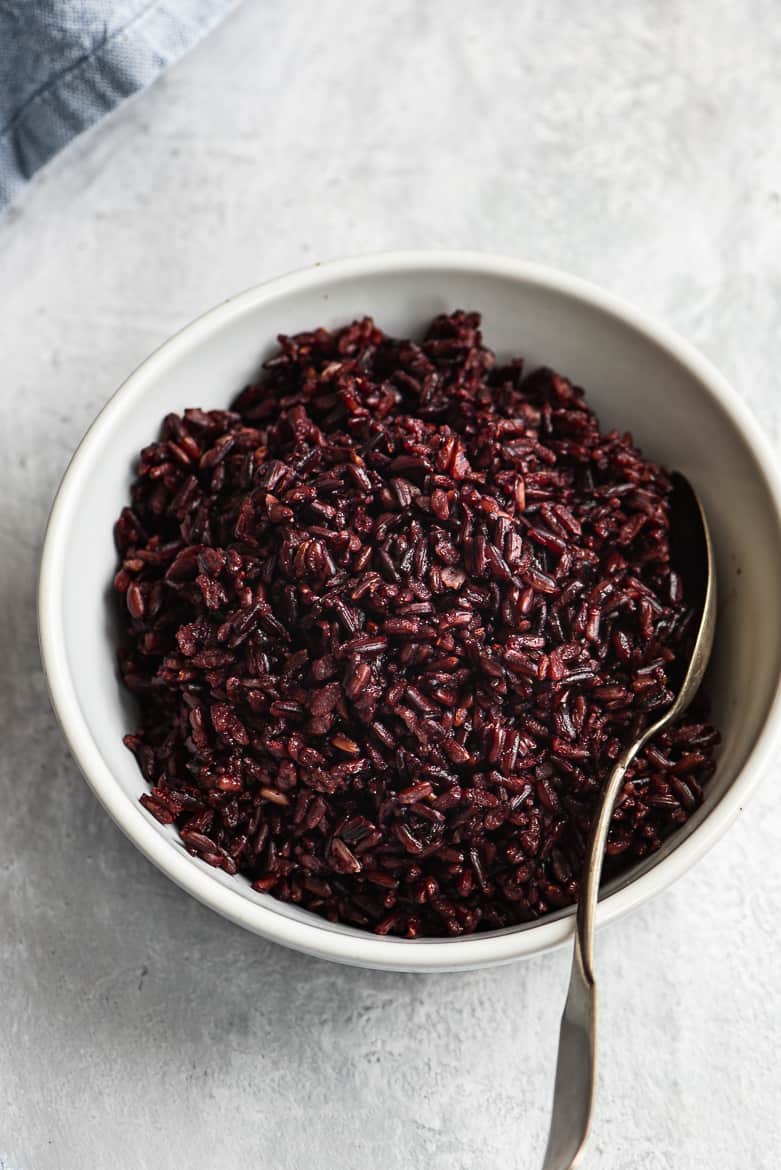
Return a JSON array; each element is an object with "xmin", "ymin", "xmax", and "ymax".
[{"xmin": 0, "ymin": 0, "xmax": 239, "ymax": 210}]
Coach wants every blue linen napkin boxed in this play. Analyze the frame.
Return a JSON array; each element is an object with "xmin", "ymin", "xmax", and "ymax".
[{"xmin": 0, "ymin": 0, "xmax": 239, "ymax": 210}]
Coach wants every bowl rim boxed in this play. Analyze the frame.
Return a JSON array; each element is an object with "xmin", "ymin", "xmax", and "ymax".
[{"xmin": 38, "ymin": 249, "xmax": 781, "ymax": 971}]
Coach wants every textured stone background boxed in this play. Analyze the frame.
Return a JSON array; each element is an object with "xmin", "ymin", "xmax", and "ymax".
[{"xmin": 2, "ymin": 3, "xmax": 780, "ymax": 1167}]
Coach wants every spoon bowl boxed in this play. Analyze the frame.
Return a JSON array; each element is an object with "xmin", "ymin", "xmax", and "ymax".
[
  {"xmin": 541, "ymin": 472, "xmax": 717, "ymax": 1170},
  {"xmin": 38, "ymin": 252, "xmax": 781, "ymax": 971}
]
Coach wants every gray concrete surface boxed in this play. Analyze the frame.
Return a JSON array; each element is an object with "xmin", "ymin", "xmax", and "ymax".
[{"xmin": 2, "ymin": 3, "xmax": 781, "ymax": 1167}]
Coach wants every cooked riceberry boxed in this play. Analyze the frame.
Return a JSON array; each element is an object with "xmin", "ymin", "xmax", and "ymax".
[{"xmin": 115, "ymin": 310, "xmax": 719, "ymax": 938}]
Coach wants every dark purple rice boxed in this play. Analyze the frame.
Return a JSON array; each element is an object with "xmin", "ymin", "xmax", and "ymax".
[{"xmin": 115, "ymin": 311, "xmax": 719, "ymax": 937}]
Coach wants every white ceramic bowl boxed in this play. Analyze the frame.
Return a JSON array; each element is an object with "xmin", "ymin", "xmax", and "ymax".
[{"xmin": 39, "ymin": 251, "xmax": 781, "ymax": 972}]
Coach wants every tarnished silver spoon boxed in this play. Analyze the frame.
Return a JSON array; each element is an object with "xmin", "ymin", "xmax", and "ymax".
[{"xmin": 541, "ymin": 472, "xmax": 717, "ymax": 1170}]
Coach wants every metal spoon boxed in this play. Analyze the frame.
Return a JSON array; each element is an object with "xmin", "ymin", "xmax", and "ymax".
[{"xmin": 541, "ymin": 472, "xmax": 716, "ymax": 1170}]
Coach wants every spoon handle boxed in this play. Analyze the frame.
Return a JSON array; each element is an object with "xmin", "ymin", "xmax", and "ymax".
[{"xmin": 541, "ymin": 738, "xmax": 645, "ymax": 1170}]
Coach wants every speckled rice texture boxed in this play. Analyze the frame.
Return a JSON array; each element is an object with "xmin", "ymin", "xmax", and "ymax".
[{"xmin": 115, "ymin": 311, "xmax": 719, "ymax": 937}]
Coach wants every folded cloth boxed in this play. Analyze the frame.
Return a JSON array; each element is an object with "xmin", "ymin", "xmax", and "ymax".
[{"xmin": 0, "ymin": 0, "xmax": 240, "ymax": 210}]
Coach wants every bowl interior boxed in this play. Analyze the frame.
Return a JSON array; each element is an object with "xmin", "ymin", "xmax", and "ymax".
[{"xmin": 45, "ymin": 258, "xmax": 781, "ymax": 968}]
